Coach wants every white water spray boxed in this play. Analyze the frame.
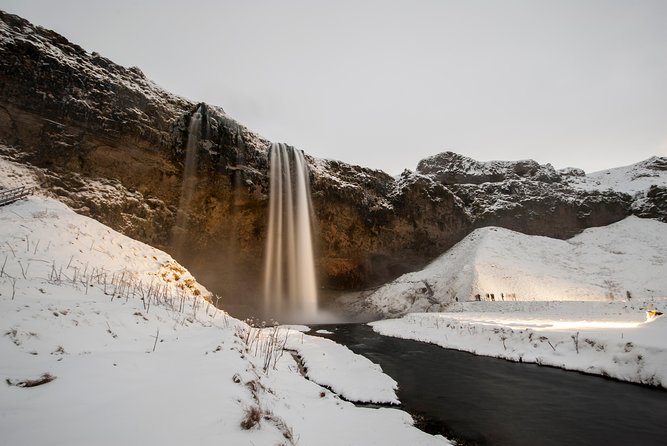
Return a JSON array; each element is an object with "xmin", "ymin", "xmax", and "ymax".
[{"xmin": 264, "ymin": 143, "xmax": 318, "ymax": 320}]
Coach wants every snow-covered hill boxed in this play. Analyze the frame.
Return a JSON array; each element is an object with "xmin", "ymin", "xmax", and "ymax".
[
  {"xmin": 566, "ymin": 156, "xmax": 667, "ymax": 196},
  {"xmin": 0, "ymin": 160, "xmax": 449, "ymax": 445},
  {"xmin": 367, "ymin": 216, "xmax": 667, "ymax": 316}
]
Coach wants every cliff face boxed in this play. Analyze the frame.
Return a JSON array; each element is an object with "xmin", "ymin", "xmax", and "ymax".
[
  {"xmin": 0, "ymin": 11, "xmax": 643, "ymax": 316},
  {"xmin": 414, "ymin": 151, "xmax": 631, "ymax": 239}
]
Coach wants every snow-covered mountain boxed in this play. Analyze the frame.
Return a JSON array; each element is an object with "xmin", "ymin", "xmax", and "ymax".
[
  {"xmin": 367, "ymin": 216, "xmax": 667, "ymax": 316},
  {"xmin": 566, "ymin": 156, "xmax": 667, "ymax": 196}
]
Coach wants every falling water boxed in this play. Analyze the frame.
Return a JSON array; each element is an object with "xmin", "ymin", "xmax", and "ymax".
[
  {"xmin": 264, "ymin": 143, "xmax": 318, "ymax": 320},
  {"xmin": 172, "ymin": 109, "xmax": 202, "ymax": 255}
]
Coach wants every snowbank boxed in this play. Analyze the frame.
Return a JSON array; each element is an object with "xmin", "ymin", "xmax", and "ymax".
[
  {"xmin": 371, "ymin": 301, "xmax": 667, "ymax": 388},
  {"xmin": 285, "ymin": 330, "xmax": 399, "ymax": 404}
]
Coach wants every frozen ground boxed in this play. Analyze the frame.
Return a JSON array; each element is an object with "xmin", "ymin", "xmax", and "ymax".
[
  {"xmin": 0, "ymin": 158, "xmax": 450, "ymax": 445},
  {"xmin": 371, "ymin": 300, "xmax": 667, "ymax": 388}
]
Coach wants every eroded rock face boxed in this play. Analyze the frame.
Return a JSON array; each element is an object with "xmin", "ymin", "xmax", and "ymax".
[
  {"xmin": 446, "ymin": 180, "xmax": 631, "ymax": 239},
  {"xmin": 0, "ymin": 11, "xmax": 641, "ymax": 316},
  {"xmin": 0, "ymin": 10, "xmax": 271, "ymax": 311},
  {"xmin": 622, "ymin": 158, "xmax": 667, "ymax": 223},
  {"xmin": 633, "ymin": 186, "xmax": 667, "ymax": 223},
  {"xmin": 417, "ymin": 151, "xmax": 562, "ymax": 185},
  {"xmin": 310, "ymin": 160, "xmax": 471, "ymax": 289}
]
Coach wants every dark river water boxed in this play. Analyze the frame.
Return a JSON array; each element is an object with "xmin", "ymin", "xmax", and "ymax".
[{"xmin": 310, "ymin": 324, "xmax": 667, "ymax": 446}]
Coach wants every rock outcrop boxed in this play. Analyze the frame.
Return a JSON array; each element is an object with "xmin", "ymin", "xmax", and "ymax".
[
  {"xmin": 1, "ymin": 10, "xmax": 650, "ymax": 316},
  {"xmin": 417, "ymin": 151, "xmax": 562, "ymax": 184}
]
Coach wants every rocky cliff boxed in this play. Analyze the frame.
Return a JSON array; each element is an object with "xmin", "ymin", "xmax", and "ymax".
[{"xmin": 1, "ymin": 10, "xmax": 652, "ymax": 317}]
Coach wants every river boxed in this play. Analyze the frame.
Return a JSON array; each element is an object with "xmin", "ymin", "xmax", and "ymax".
[{"xmin": 311, "ymin": 324, "xmax": 667, "ymax": 446}]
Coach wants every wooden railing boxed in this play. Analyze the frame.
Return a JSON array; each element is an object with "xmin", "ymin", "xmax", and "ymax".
[{"xmin": 0, "ymin": 185, "xmax": 35, "ymax": 207}]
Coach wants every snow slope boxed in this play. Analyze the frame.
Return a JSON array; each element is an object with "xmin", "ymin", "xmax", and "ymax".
[
  {"xmin": 371, "ymin": 301, "xmax": 667, "ymax": 388},
  {"xmin": 567, "ymin": 156, "xmax": 667, "ymax": 196},
  {"xmin": 284, "ymin": 331, "xmax": 400, "ymax": 404},
  {"xmin": 368, "ymin": 216, "xmax": 667, "ymax": 316},
  {"xmin": 0, "ymin": 167, "xmax": 450, "ymax": 445}
]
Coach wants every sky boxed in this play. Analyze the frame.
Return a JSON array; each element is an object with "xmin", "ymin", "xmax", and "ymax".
[{"xmin": 1, "ymin": 0, "xmax": 666, "ymax": 174}]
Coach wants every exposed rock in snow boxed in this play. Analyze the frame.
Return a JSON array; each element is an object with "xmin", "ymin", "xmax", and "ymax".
[
  {"xmin": 417, "ymin": 151, "xmax": 561, "ymax": 184},
  {"xmin": 445, "ymin": 177, "xmax": 630, "ymax": 238},
  {"xmin": 558, "ymin": 166, "xmax": 586, "ymax": 177},
  {"xmin": 632, "ymin": 185, "xmax": 667, "ymax": 223},
  {"xmin": 367, "ymin": 216, "xmax": 667, "ymax": 316},
  {"xmin": 567, "ymin": 156, "xmax": 667, "ymax": 196},
  {"xmin": 565, "ymin": 156, "xmax": 667, "ymax": 223}
]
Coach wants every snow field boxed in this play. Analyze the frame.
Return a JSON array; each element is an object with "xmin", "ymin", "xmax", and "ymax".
[{"xmin": 0, "ymin": 190, "xmax": 449, "ymax": 445}]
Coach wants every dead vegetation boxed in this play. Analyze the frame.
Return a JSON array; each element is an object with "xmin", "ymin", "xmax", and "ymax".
[
  {"xmin": 239, "ymin": 405, "xmax": 295, "ymax": 444},
  {"xmin": 4, "ymin": 328, "xmax": 20, "ymax": 346},
  {"xmin": 1, "ymin": 247, "xmax": 225, "ymax": 326},
  {"xmin": 240, "ymin": 405, "xmax": 262, "ymax": 430},
  {"xmin": 237, "ymin": 323, "xmax": 291, "ymax": 375},
  {"xmin": 6, "ymin": 372, "xmax": 56, "ymax": 388}
]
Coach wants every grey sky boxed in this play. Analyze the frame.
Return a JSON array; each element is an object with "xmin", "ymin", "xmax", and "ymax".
[{"xmin": 2, "ymin": 0, "xmax": 666, "ymax": 174}]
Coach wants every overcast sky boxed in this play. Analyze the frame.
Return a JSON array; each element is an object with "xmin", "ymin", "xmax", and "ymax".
[{"xmin": 2, "ymin": 0, "xmax": 666, "ymax": 174}]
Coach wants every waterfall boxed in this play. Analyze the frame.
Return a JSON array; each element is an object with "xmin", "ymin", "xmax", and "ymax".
[
  {"xmin": 172, "ymin": 109, "xmax": 202, "ymax": 255},
  {"xmin": 264, "ymin": 143, "xmax": 318, "ymax": 320}
]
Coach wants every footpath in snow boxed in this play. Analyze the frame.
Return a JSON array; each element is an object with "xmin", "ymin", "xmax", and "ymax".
[{"xmin": 371, "ymin": 301, "xmax": 667, "ymax": 388}]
